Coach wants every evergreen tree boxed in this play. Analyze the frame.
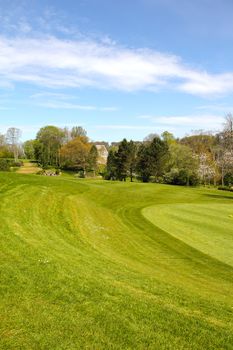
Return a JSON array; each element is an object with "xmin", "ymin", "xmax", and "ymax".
[
  {"xmin": 149, "ymin": 136, "xmax": 169, "ymax": 178},
  {"xmin": 128, "ymin": 140, "xmax": 137, "ymax": 182},
  {"xmin": 136, "ymin": 137, "xmax": 168, "ymax": 182},
  {"xmin": 115, "ymin": 139, "xmax": 130, "ymax": 181},
  {"xmin": 136, "ymin": 144, "xmax": 152, "ymax": 182},
  {"xmin": 88, "ymin": 145, "xmax": 98, "ymax": 176},
  {"xmin": 106, "ymin": 149, "xmax": 118, "ymax": 180}
]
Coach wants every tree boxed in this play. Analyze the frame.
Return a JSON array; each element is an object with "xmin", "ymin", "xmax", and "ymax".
[
  {"xmin": 149, "ymin": 137, "xmax": 169, "ymax": 178},
  {"xmin": 71, "ymin": 126, "xmax": 87, "ymax": 139},
  {"xmin": 107, "ymin": 139, "xmax": 138, "ymax": 182},
  {"xmin": 115, "ymin": 139, "xmax": 130, "ymax": 181},
  {"xmin": 143, "ymin": 133, "xmax": 160, "ymax": 142},
  {"xmin": 180, "ymin": 131, "xmax": 218, "ymax": 185},
  {"xmin": 223, "ymin": 113, "xmax": 233, "ymax": 146},
  {"xmin": 128, "ymin": 140, "xmax": 137, "ymax": 182},
  {"xmin": 0, "ymin": 133, "xmax": 12, "ymax": 158},
  {"xmin": 87, "ymin": 145, "xmax": 98, "ymax": 176},
  {"xmin": 0, "ymin": 133, "xmax": 5, "ymax": 147},
  {"xmin": 35, "ymin": 126, "xmax": 65, "ymax": 167},
  {"xmin": 165, "ymin": 143, "xmax": 199, "ymax": 186},
  {"xmin": 23, "ymin": 140, "xmax": 35, "ymax": 160},
  {"xmin": 6, "ymin": 127, "xmax": 22, "ymax": 161},
  {"xmin": 63, "ymin": 127, "xmax": 71, "ymax": 143},
  {"xmin": 106, "ymin": 149, "xmax": 118, "ymax": 180},
  {"xmin": 60, "ymin": 136, "xmax": 91, "ymax": 175},
  {"xmin": 216, "ymin": 114, "xmax": 233, "ymax": 185},
  {"xmin": 136, "ymin": 137, "xmax": 168, "ymax": 182},
  {"xmin": 180, "ymin": 132, "xmax": 216, "ymax": 155},
  {"xmin": 198, "ymin": 153, "xmax": 216, "ymax": 186},
  {"xmin": 136, "ymin": 143, "xmax": 152, "ymax": 182},
  {"xmin": 161, "ymin": 131, "xmax": 176, "ymax": 145}
]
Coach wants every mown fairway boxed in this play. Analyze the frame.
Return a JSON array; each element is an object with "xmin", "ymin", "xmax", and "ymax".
[{"xmin": 0, "ymin": 173, "xmax": 233, "ymax": 349}]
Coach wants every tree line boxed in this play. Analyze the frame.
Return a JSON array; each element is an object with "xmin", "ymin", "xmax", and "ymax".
[
  {"xmin": 105, "ymin": 115, "xmax": 233, "ymax": 186},
  {"xmin": 0, "ymin": 126, "xmax": 99, "ymax": 176},
  {"xmin": 0, "ymin": 115, "xmax": 233, "ymax": 186}
]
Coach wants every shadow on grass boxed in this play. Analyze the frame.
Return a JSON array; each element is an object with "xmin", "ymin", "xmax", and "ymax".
[{"xmin": 204, "ymin": 193, "xmax": 233, "ymax": 200}]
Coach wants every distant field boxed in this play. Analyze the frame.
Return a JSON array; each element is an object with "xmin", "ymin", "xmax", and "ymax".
[{"xmin": 0, "ymin": 173, "xmax": 233, "ymax": 349}]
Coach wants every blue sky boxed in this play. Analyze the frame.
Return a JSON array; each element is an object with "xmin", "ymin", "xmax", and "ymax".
[{"xmin": 0, "ymin": 0, "xmax": 233, "ymax": 141}]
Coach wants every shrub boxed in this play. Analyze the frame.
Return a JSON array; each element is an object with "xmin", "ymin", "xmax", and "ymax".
[
  {"xmin": 11, "ymin": 161, "xmax": 24, "ymax": 167},
  {"xmin": 224, "ymin": 173, "xmax": 233, "ymax": 187},
  {"xmin": 163, "ymin": 168, "xmax": 199, "ymax": 186},
  {"xmin": 0, "ymin": 159, "xmax": 10, "ymax": 171},
  {"xmin": 218, "ymin": 186, "xmax": 233, "ymax": 192}
]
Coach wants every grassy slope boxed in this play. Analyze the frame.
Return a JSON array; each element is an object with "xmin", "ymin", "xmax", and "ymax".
[{"xmin": 0, "ymin": 173, "xmax": 233, "ymax": 349}]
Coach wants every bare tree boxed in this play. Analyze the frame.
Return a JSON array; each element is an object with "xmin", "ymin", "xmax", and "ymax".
[
  {"xmin": 0, "ymin": 133, "xmax": 6, "ymax": 147},
  {"xmin": 6, "ymin": 127, "xmax": 22, "ymax": 161},
  {"xmin": 216, "ymin": 114, "xmax": 233, "ymax": 185},
  {"xmin": 71, "ymin": 126, "xmax": 87, "ymax": 139},
  {"xmin": 143, "ymin": 133, "xmax": 160, "ymax": 142}
]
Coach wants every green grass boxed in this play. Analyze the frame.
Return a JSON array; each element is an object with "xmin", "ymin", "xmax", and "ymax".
[
  {"xmin": 0, "ymin": 173, "xmax": 233, "ymax": 349},
  {"xmin": 143, "ymin": 203, "xmax": 233, "ymax": 267}
]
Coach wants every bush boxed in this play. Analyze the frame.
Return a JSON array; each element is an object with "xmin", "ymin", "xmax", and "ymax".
[
  {"xmin": 224, "ymin": 173, "xmax": 233, "ymax": 187},
  {"xmin": 163, "ymin": 168, "xmax": 199, "ymax": 186},
  {"xmin": 189, "ymin": 173, "xmax": 200, "ymax": 186},
  {"xmin": 218, "ymin": 185, "xmax": 233, "ymax": 192},
  {"xmin": 11, "ymin": 161, "xmax": 24, "ymax": 167},
  {"xmin": 36, "ymin": 170, "xmax": 45, "ymax": 175},
  {"xmin": 0, "ymin": 159, "xmax": 10, "ymax": 171}
]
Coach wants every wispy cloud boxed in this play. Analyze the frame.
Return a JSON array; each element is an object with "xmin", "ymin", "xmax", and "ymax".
[
  {"xmin": 140, "ymin": 114, "xmax": 224, "ymax": 130},
  {"xmin": 36, "ymin": 101, "xmax": 117, "ymax": 111},
  {"xmin": 30, "ymin": 92, "xmax": 76, "ymax": 100},
  {"xmin": 0, "ymin": 34, "xmax": 233, "ymax": 97},
  {"xmin": 94, "ymin": 125, "xmax": 154, "ymax": 130},
  {"xmin": 196, "ymin": 104, "xmax": 233, "ymax": 113},
  {"xmin": 30, "ymin": 92, "xmax": 117, "ymax": 111}
]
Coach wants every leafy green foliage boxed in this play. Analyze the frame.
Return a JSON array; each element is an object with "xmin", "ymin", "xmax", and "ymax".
[
  {"xmin": 35, "ymin": 126, "xmax": 65, "ymax": 167},
  {"xmin": 23, "ymin": 140, "xmax": 36, "ymax": 160},
  {"xmin": 0, "ymin": 158, "xmax": 10, "ymax": 171},
  {"xmin": 164, "ymin": 143, "xmax": 199, "ymax": 186},
  {"xmin": 136, "ymin": 136, "xmax": 168, "ymax": 182},
  {"xmin": 87, "ymin": 144, "xmax": 98, "ymax": 175},
  {"xmin": 60, "ymin": 136, "xmax": 91, "ymax": 173}
]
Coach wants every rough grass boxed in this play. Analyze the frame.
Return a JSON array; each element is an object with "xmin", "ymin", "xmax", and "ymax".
[
  {"xmin": 17, "ymin": 161, "xmax": 41, "ymax": 174},
  {"xmin": 0, "ymin": 173, "xmax": 233, "ymax": 349}
]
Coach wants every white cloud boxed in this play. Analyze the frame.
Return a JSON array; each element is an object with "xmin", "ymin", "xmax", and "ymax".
[
  {"xmin": 36, "ymin": 101, "xmax": 117, "ymax": 111},
  {"xmin": 94, "ymin": 125, "xmax": 154, "ymax": 130},
  {"xmin": 0, "ymin": 34, "xmax": 233, "ymax": 96},
  {"xmin": 196, "ymin": 104, "xmax": 233, "ymax": 112},
  {"xmin": 139, "ymin": 114, "xmax": 224, "ymax": 130},
  {"xmin": 29, "ymin": 92, "xmax": 117, "ymax": 111},
  {"xmin": 30, "ymin": 92, "xmax": 75, "ymax": 100}
]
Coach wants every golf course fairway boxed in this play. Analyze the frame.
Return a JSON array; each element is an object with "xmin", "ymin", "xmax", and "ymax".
[{"xmin": 0, "ymin": 172, "xmax": 233, "ymax": 349}]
